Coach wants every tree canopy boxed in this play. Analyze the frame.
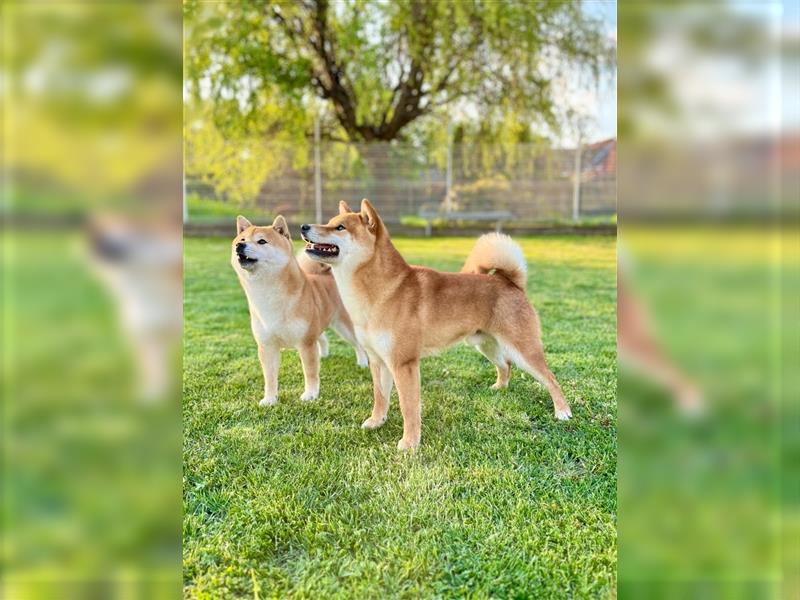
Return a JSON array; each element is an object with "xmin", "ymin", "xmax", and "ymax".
[
  {"xmin": 6, "ymin": 3, "xmax": 180, "ymax": 207},
  {"xmin": 185, "ymin": 0, "xmax": 613, "ymax": 144}
]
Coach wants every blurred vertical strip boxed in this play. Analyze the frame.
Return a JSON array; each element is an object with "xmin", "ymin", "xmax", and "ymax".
[
  {"xmin": 1, "ymin": 2, "xmax": 182, "ymax": 598},
  {"xmin": 618, "ymin": 1, "xmax": 797, "ymax": 598}
]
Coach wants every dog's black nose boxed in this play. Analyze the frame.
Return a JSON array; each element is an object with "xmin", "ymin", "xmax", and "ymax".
[
  {"xmin": 236, "ymin": 242, "xmax": 246, "ymax": 253},
  {"xmin": 300, "ymin": 224, "xmax": 310, "ymax": 232}
]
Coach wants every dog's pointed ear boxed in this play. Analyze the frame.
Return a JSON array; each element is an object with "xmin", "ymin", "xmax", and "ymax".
[
  {"xmin": 360, "ymin": 199, "xmax": 380, "ymax": 232},
  {"xmin": 272, "ymin": 215, "xmax": 290, "ymax": 240},
  {"xmin": 236, "ymin": 215, "xmax": 252, "ymax": 234},
  {"xmin": 338, "ymin": 200, "xmax": 352, "ymax": 215}
]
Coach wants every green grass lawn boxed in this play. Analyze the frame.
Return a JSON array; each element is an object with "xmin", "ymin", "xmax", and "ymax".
[
  {"xmin": 183, "ymin": 235, "xmax": 617, "ymax": 598},
  {"xmin": 3, "ymin": 233, "xmax": 180, "ymax": 598},
  {"xmin": 617, "ymin": 228, "xmax": 789, "ymax": 596}
]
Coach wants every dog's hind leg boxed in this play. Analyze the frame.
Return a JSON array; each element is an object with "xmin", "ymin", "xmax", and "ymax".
[
  {"xmin": 361, "ymin": 354, "xmax": 393, "ymax": 430},
  {"xmin": 298, "ymin": 341, "xmax": 320, "ymax": 401},
  {"xmin": 496, "ymin": 329, "xmax": 571, "ymax": 420},
  {"xmin": 331, "ymin": 316, "xmax": 369, "ymax": 368},
  {"xmin": 318, "ymin": 332, "xmax": 330, "ymax": 358},
  {"xmin": 472, "ymin": 334, "xmax": 512, "ymax": 390}
]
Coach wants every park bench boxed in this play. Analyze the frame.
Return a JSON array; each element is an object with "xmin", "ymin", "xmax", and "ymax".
[{"xmin": 417, "ymin": 207, "xmax": 514, "ymax": 237}]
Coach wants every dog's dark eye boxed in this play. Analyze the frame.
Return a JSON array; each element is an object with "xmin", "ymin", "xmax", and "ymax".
[
  {"xmin": 336, "ymin": 225, "xmax": 345, "ymax": 231},
  {"xmin": 257, "ymin": 239, "xmax": 267, "ymax": 245}
]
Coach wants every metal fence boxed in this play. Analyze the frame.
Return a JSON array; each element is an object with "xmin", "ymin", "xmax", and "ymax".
[{"xmin": 185, "ymin": 139, "xmax": 616, "ymax": 224}]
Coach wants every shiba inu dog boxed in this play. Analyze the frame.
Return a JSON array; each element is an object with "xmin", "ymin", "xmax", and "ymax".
[
  {"xmin": 618, "ymin": 275, "xmax": 703, "ymax": 415},
  {"xmin": 301, "ymin": 199, "xmax": 571, "ymax": 450},
  {"xmin": 88, "ymin": 213, "xmax": 182, "ymax": 402},
  {"xmin": 232, "ymin": 215, "xmax": 368, "ymax": 407}
]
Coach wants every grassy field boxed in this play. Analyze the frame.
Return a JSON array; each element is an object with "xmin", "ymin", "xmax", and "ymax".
[
  {"xmin": 183, "ymin": 235, "xmax": 617, "ymax": 598},
  {"xmin": 617, "ymin": 227, "xmax": 790, "ymax": 596},
  {"xmin": 3, "ymin": 233, "xmax": 180, "ymax": 598}
]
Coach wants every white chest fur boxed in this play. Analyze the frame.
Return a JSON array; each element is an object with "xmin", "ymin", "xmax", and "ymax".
[
  {"xmin": 331, "ymin": 265, "xmax": 364, "ymax": 322},
  {"xmin": 332, "ymin": 265, "xmax": 396, "ymax": 360},
  {"xmin": 239, "ymin": 274, "xmax": 308, "ymax": 346}
]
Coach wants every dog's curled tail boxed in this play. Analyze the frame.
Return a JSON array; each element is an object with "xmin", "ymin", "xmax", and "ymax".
[
  {"xmin": 461, "ymin": 232, "xmax": 528, "ymax": 290},
  {"xmin": 296, "ymin": 250, "xmax": 332, "ymax": 275}
]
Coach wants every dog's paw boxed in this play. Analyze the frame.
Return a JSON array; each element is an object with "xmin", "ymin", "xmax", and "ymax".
[
  {"xmin": 356, "ymin": 353, "xmax": 369, "ymax": 368},
  {"xmin": 396, "ymin": 437, "xmax": 420, "ymax": 451},
  {"xmin": 259, "ymin": 396, "xmax": 277, "ymax": 407},
  {"xmin": 490, "ymin": 382, "xmax": 508, "ymax": 391},
  {"xmin": 299, "ymin": 390, "xmax": 319, "ymax": 402},
  {"xmin": 555, "ymin": 406, "xmax": 572, "ymax": 420},
  {"xmin": 361, "ymin": 415, "xmax": 386, "ymax": 430}
]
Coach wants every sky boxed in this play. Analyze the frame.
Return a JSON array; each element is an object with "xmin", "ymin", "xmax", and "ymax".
[
  {"xmin": 566, "ymin": 0, "xmax": 793, "ymax": 143},
  {"xmin": 453, "ymin": 0, "xmax": 617, "ymax": 146},
  {"xmin": 585, "ymin": 1, "xmax": 617, "ymax": 143},
  {"xmin": 618, "ymin": 1, "xmax": 786, "ymax": 142},
  {"xmin": 561, "ymin": 0, "xmax": 616, "ymax": 145}
]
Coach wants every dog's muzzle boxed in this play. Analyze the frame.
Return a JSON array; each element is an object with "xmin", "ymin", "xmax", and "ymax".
[
  {"xmin": 236, "ymin": 242, "xmax": 257, "ymax": 266},
  {"xmin": 301, "ymin": 230, "xmax": 340, "ymax": 257}
]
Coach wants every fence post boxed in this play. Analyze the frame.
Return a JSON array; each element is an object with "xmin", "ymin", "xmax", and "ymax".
[
  {"xmin": 572, "ymin": 136, "xmax": 582, "ymax": 222},
  {"xmin": 445, "ymin": 121, "xmax": 453, "ymax": 202},
  {"xmin": 314, "ymin": 114, "xmax": 322, "ymax": 223}
]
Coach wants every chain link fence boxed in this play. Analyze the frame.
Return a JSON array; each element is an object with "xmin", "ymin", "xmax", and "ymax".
[{"xmin": 185, "ymin": 139, "xmax": 616, "ymax": 226}]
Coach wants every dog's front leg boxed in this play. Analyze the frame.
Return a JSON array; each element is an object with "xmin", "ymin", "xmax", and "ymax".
[
  {"xmin": 258, "ymin": 343, "xmax": 280, "ymax": 407},
  {"xmin": 298, "ymin": 342, "xmax": 320, "ymax": 401},
  {"xmin": 361, "ymin": 354, "xmax": 393, "ymax": 429},
  {"xmin": 392, "ymin": 359, "xmax": 421, "ymax": 450}
]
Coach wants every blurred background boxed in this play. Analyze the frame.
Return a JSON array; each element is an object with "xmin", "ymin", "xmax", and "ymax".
[
  {"xmin": 2, "ymin": 3, "xmax": 182, "ymax": 598},
  {"xmin": 617, "ymin": 1, "xmax": 796, "ymax": 598},
  {"xmin": 1, "ymin": 0, "xmax": 797, "ymax": 598}
]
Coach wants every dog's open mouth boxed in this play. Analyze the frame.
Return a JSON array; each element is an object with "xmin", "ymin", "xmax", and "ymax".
[
  {"xmin": 237, "ymin": 253, "xmax": 257, "ymax": 266},
  {"xmin": 304, "ymin": 241, "xmax": 339, "ymax": 257}
]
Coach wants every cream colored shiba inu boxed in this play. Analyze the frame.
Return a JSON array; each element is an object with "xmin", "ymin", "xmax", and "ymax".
[
  {"xmin": 88, "ymin": 213, "xmax": 182, "ymax": 402},
  {"xmin": 301, "ymin": 200, "xmax": 571, "ymax": 450},
  {"xmin": 232, "ymin": 215, "xmax": 368, "ymax": 407}
]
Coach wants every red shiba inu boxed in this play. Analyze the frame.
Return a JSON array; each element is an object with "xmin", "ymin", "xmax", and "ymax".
[
  {"xmin": 232, "ymin": 215, "xmax": 368, "ymax": 407},
  {"xmin": 301, "ymin": 200, "xmax": 571, "ymax": 449}
]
